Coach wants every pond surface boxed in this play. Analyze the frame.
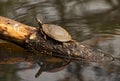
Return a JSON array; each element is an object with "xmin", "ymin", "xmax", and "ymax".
[{"xmin": 0, "ymin": 0, "xmax": 120, "ymax": 81}]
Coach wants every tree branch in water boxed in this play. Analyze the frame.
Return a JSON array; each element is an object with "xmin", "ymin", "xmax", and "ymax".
[{"xmin": 0, "ymin": 16, "xmax": 119, "ymax": 68}]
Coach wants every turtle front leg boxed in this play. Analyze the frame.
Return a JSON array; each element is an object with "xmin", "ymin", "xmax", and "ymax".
[
  {"xmin": 39, "ymin": 29, "xmax": 47, "ymax": 41},
  {"xmin": 43, "ymin": 34, "xmax": 47, "ymax": 41}
]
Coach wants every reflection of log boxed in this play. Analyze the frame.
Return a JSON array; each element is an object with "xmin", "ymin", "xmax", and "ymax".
[
  {"xmin": 0, "ymin": 16, "xmax": 120, "ymax": 67},
  {"xmin": 0, "ymin": 42, "xmax": 34, "ymax": 64}
]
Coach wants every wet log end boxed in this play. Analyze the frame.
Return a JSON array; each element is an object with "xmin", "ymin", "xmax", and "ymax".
[{"xmin": 0, "ymin": 16, "xmax": 36, "ymax": 45}]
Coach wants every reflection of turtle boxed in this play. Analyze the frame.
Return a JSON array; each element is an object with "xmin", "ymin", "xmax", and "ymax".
[
  {"xmin": 35, "ymin": 55, "xmax": 70, "ymax": 78},
  {"xmin": 36, "ymin": 17, "xmax": 72, "ymax": 42}
]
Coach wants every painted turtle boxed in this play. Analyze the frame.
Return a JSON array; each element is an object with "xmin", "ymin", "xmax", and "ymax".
[
  {"xmin": 36, "ymin": 17, "xmax": 72, "ymax": 42},
  {"xmin": 35, "ymin": 18, "xmax": 72, "ymax": 77}
]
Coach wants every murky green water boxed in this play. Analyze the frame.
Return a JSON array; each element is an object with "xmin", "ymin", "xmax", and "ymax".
[{"xmin": 0, "ymin": 0, "xmax": 120, "ymax": 81}]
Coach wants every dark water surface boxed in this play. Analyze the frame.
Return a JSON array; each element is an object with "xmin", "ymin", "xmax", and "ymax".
[{"xmin": 0, "ymin": 0, "xmax": 120, "ymax": 81}]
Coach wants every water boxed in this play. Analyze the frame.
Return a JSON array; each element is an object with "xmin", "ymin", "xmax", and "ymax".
[{"xmin": 0, "ymin": 0, "xmax": 120, "ymax": 81}]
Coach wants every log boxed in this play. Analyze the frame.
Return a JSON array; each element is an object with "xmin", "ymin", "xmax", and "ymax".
[
  {"xmin": 0, "ymin": 16, "xmax": 120, "ymax": 67},
  {"xmin": 0, "ymin": 16, "xmax": 36, "ymax": 46}
]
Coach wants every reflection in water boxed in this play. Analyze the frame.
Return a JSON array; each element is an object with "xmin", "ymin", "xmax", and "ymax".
[{"xmin": 0, "ymin": 0, "xmax": 120, "ymax": 81}]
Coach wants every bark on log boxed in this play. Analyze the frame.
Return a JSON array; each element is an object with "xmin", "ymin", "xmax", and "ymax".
[
  {"xmin": 0, "ymin": 16, "xmax": 36, "ymax": 45},
  {"xmin": 0, "ymin": 16, "xmax": 120, "ymax": 67}
]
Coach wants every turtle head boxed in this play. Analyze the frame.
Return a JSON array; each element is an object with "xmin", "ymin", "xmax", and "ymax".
[{"xmin": 36, "ymin": 17, "xmax": 43, "ymax": 28}]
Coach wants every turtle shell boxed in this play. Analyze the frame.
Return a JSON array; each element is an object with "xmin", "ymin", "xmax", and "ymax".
[{"xmin": 42, "ymin": 24, "xmax": 71, "ymax": 42}]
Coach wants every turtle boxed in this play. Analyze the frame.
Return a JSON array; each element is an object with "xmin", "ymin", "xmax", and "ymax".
[
  {"xmin": 36, "ymin": 17, "xmax": 72, "ymax": 42},
  {"xmin": 35, "ymin": 18, "xmax": 72, "ymax": 78}
]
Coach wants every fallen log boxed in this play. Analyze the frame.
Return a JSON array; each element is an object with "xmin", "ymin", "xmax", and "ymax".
[{"xmin": 0, "ymin": 16, "xmax": 119, "ymax": 67}]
